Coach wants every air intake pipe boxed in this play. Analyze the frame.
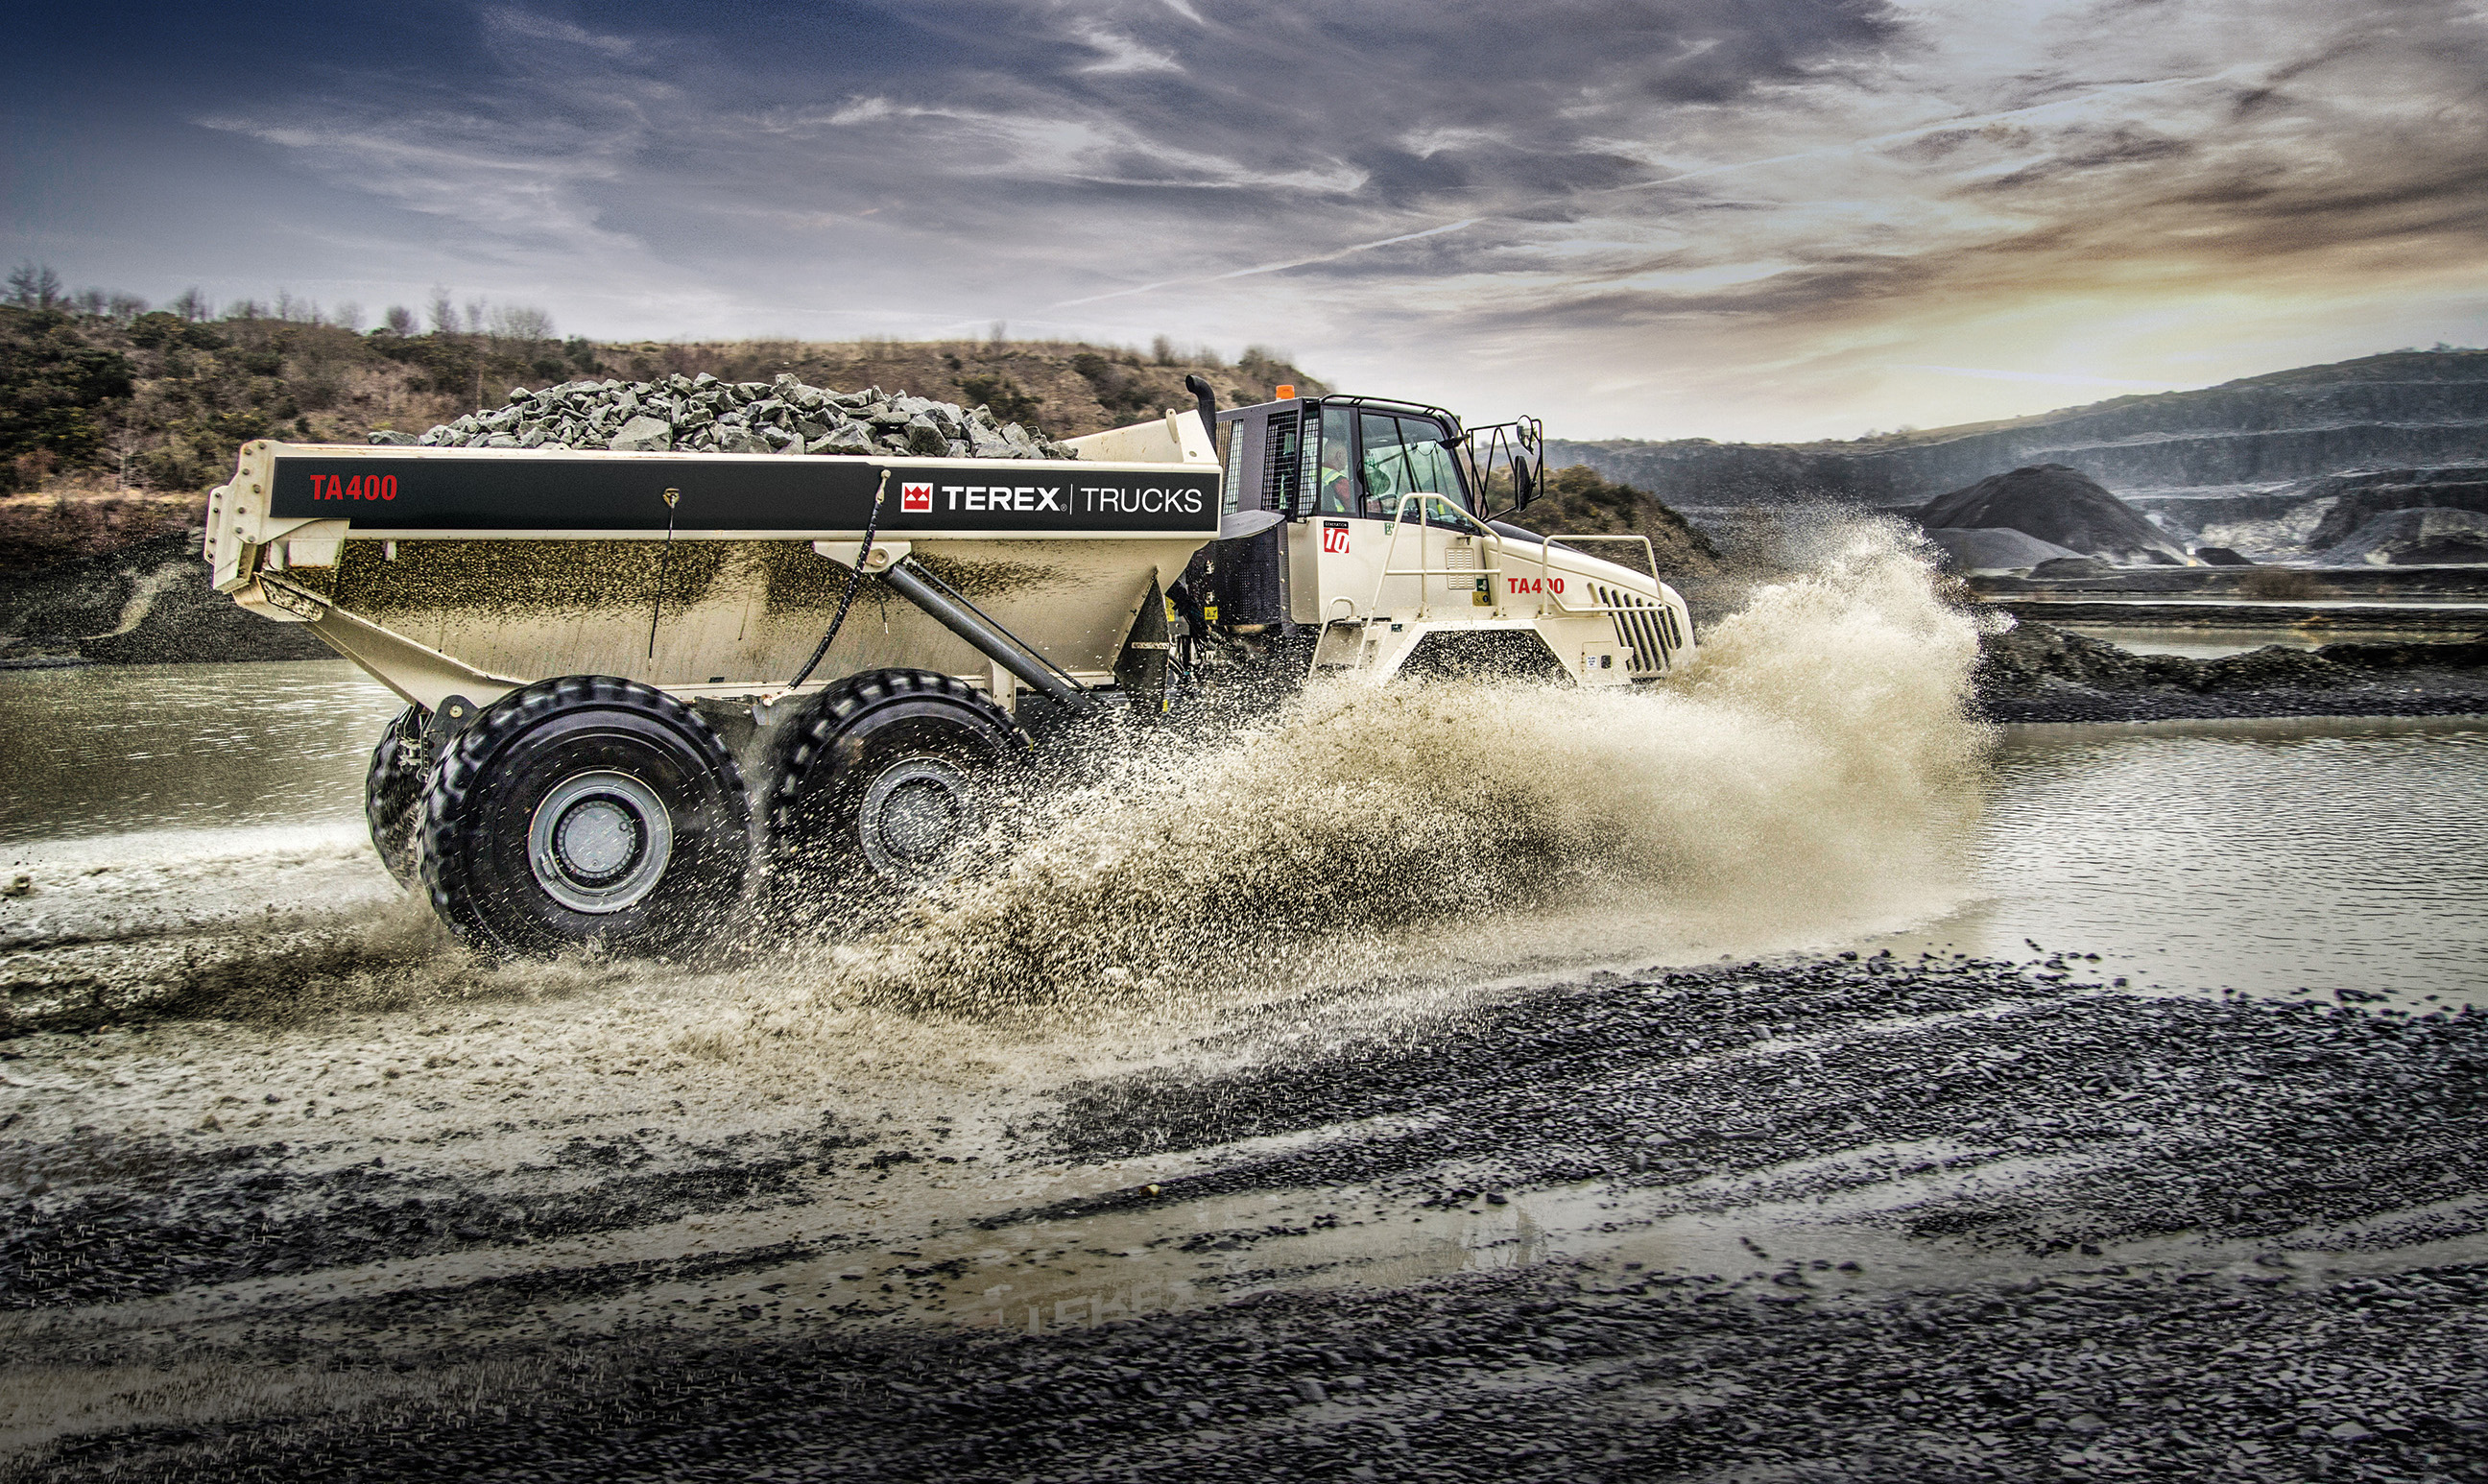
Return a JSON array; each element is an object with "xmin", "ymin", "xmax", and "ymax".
[{"xmin": 1183, "ymin": 373, "xmax": 1220, "ymax": 446}]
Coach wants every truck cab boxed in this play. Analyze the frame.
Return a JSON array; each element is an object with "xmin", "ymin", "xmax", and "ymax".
[{"xmin": 1188, "ymin": 392, "xmax": 1693, "ymax": 685}]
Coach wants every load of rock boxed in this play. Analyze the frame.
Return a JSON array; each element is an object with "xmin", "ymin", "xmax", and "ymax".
[{"xmin": 373, "ymin": 372, "xmax": 1077, "ymax": 460}]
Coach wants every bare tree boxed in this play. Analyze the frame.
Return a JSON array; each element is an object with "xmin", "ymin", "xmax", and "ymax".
[
  {"xmin": 227, "ymin": 298, "xmax": 269, "ymax": 321},
  {"xmin": 5, "ymin": 262, "xmax": 64, "ymax": 309},
  {"xmin": 488, "ymin": 304, "xmax": 554, "ymax": 348},
  {"xmin": 1151, "ymin": 333, "xmax": 1176, "ymax": 366},
  {"xmin": 171, "ymin": 287, "xmax": 209, "ymax": 322},
  {"xmin": 988, "ymin": 321, "xmax": 1008, "ymax": 349},
  {"xmin": 463, "ymin": 299, "xmax": 487, "ymax": 335},
  {"xmin": 428, "ymin": 287, "xmax": 458, "ymax": 335},
  {"xmin": 108, "ymin": 293, "xmax": 149, "ymax": 322},
  {"xmin": 332, "ymin": 301, "xmax": 364, "ymax": 331},
  {"xmin": 383, "ymin": 304, "xmax": 418, "ymax": 336}
]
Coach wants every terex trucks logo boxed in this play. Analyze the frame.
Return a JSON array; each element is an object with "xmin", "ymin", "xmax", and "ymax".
[{"xmin": 916, "ymin": 479, "xmax": 1208, "ymax": 519}]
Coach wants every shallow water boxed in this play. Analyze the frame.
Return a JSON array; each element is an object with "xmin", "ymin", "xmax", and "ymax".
[
  {"xmin": 1885, "ymin": 717, "xmax": 2488, "ymax": 1004},
  {"xmin": 0, "ymin": 660, "xmax": 400, "ymax": 844},
  {"xmin": 2, "ymin": 663, "xmax": 2481, "ymax": 1004}
]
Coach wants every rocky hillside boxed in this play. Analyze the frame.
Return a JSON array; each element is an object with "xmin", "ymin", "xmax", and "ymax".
[
  {"xmin": 1548, "ymin": 348, "xmax": 2488, "ymax": 514},
  {"xmin": 1501, "ymin": 465, "xmax": 1726, "ymax": 583}
]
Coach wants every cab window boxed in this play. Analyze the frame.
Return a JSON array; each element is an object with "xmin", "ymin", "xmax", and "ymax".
[
  {"xmin": 1356, "ymin": 412, "xmax": 1470, "ymax": 521},
  {"xmin": 1316, "ymin": 408, "xmax": 1355, "ymax": 515}
]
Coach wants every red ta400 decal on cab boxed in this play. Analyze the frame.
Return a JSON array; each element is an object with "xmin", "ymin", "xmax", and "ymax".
[
  {"xmin": 1507, "ymin": 575, "xmax": 1565, "ymax": 594},
  {"xmin": 900, "ymin": 482, "xmax": 933, "ymax": 513},
  {"xmin": 309, "ymin": 473, "xmax": 398, "ymax": 501},
  {"xmin": 1321, "ymin": 520, "xmax": 1350, "ymax": 554}
]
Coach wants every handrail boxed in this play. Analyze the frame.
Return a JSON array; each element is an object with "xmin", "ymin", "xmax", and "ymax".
[
  {"xmin": 1365, "ymin": 491, "xmax": 1507, "ymax": 622},
  {"xmin": 1524, "ymin": 533, "xmax": 1662, "ymax": 617}
]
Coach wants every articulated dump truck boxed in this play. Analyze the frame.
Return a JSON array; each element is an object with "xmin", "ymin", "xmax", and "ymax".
[{"xmin": 205, "ymin": 379, "xmax": 1696, "ymax": 957}]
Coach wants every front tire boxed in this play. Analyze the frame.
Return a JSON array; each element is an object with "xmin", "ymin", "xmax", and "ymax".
[
  {"xmin": 420, "ymin": 677, "xmax": 754, "ymax": 958},
  {"xmin": 366, "ymin": 704, "xmax": 431, "ymax": 888},
  {"xmin": 770, "ymin": 669, "xmax": 1024, "ymax": 886}
]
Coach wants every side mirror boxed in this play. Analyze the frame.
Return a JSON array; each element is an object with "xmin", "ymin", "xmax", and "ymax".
[{"xmin": 1512, "ymin": 455, "xmax": 1537, "ymax": 508}]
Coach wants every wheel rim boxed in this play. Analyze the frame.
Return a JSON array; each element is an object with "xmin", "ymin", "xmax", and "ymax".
[
  {"xmin": 857, "ymin": 757, "xmax": 974, "ymax": 877},
  {"xmin": 527, "ymin": 770, "xmax": 673, "ymax": 913}
]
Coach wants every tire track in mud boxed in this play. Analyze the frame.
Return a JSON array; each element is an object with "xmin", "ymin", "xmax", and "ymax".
[
  {"xmin": 0, "ymin": 1120, "xmax": 877, "ymax": 1308},
  {"xmin": 21, "ymin": 1249, "xmax": 2486, "ymax": 1482},
  {"xmin": 1039, "ymin": 957, "xmax": 2488, "ymax": 1258}
]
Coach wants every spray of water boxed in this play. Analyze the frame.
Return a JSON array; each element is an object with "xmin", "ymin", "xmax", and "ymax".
[
  {"xmin": 2, "ymin": 518, "xmax": 1988, "ymax": 1045},
  {"xmin": 728, "ymin": 517, "xmax": 1992, "ymax": 1026}
]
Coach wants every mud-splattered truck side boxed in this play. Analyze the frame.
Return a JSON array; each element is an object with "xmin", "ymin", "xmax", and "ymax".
[{"xmin": 204, "ymin": 381, "xmax": 1696, "ymax": 958}]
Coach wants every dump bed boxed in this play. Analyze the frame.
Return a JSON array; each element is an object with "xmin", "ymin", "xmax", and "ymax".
[{"xmin": 205, "ymin": 419, "xmax": 1221, "ymax": 711}]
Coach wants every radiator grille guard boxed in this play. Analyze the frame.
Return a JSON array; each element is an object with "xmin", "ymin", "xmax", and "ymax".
[{"xmin": 1593, "ymin": 582, "xmax": 1682, "ymax": 676}]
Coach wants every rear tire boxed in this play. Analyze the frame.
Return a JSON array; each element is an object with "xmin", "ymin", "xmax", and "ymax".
[
  {"xmin": 420, "ymin": 676, "xmax": 754, "ymax": 958},
  {"xmin": 770, "ymin": 669, "xmax": 1024, "ymax": 886},
  {"xmin": 366, "ymin": 704, "xmax": 431, "ymax": 888}
]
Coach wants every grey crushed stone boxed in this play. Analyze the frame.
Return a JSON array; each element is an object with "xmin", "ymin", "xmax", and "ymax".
[{"xmin": 371, "ymin": 371, "xmax": 1075, "ymax": 460}]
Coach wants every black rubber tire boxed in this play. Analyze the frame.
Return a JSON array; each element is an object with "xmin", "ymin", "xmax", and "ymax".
[
  {"xmin": 366, "ymin": 704, "xmax": 433, "ymax": 888},
  {"xmin": 419, "ymin": 676, "xmax": 754, "ymax": 959},
  {"xmin": 769, "ymin": 668, "xmax": 1025, "ymax": 884}
]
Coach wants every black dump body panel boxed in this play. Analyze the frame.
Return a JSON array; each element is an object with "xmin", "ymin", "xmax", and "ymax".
[{"xmin": 265, "ymin": 451, "xmax": 1219, "ymax": 536}]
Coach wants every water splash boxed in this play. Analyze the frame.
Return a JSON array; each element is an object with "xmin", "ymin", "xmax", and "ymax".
[
  {"xmin": 2, "ymin": 520, "xmax": 1990, "ymax": 1041},
  {"xmin": 749, "ymin": 518, "xmax": 1992, "ymax": 1022}
]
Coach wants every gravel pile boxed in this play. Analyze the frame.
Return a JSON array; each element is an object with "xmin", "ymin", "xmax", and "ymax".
[
  {"xmin": 1975, "ymin": 620, "xmax": 2488, "ymax": 723},
  {"xmin": 374, "ymin": 371, "xmax": 1075, "ymax": 460}
]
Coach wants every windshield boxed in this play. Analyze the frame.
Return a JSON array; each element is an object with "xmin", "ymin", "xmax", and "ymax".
[{"xmin": 1356, "ymin": 411, "xmax": 1468, "ymax": 517}]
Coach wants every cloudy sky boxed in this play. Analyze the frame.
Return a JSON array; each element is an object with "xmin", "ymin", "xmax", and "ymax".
[{"xmin": 7, "ymin": 0, "xmax": 2485, "ymax": 441}]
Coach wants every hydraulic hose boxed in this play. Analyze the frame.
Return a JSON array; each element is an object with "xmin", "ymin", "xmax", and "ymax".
[{"xmin": 786, "ymin": 468, "xmax": 889, "ymax": 691}]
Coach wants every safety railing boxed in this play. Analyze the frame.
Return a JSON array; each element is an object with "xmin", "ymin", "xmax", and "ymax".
[
  {"xmin": 1364, "ymin": 491, "xmax": 1509, "ymax": 622},
  {"xmin": 1518, "ymin": 534, "xmax": 1660, "ymax": 616},
  {"xmin": 1527, "ymin": 534, "xmax": 1681, "ymax": 674}
]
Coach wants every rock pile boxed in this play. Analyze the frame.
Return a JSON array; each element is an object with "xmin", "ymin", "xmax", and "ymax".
[
  {"xmin": 375, "ymin": 372, "xmax": 1076, "ymax": 460},
  {"xmin": 1916, "ymin": 464, "xmax": 2192, "ymax": 567}
]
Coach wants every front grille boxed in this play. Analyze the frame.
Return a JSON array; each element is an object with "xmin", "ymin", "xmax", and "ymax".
[{"xmin": 1595, "ymin": 584, "xmax": 1674, "ymax": 677}]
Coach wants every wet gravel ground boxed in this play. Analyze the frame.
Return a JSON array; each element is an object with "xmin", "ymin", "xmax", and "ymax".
[{"xmin": 6, "ymin": 953, "xmax": 2484, "ymax": 1481}]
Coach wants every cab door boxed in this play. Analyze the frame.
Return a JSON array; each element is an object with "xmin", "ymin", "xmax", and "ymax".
[{"xmin": 1310, "ymin": 407, "xmax": 1491, "ymax": 624}]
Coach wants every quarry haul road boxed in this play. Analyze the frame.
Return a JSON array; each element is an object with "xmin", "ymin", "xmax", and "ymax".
[{"xmin": 4, "ymin": 952, "xmax": 2483, "ymax": 1483}]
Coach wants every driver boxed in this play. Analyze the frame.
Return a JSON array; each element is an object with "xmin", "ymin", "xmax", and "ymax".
[{"xmin": 1318, "ymin": 435, "xmax": 1354, "ymax": 515}]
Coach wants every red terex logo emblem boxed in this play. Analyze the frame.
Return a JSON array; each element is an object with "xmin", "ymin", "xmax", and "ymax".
[
  {"xmin": 1321, "ymin": 520, "xmax": 1350, "ymax": 555},
  {"xmin": 900, "ymin": 482, "xmax": 932, "ymax": 513}
]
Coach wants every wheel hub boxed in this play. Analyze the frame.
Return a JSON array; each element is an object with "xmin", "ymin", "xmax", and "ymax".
[
  {"xmin": 529, "ymin": 771, "xmax": 673, "ymax": 913},
  {"xmin": 858, "ymin": 757, "xmax": 974, "ymax": 877}
]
